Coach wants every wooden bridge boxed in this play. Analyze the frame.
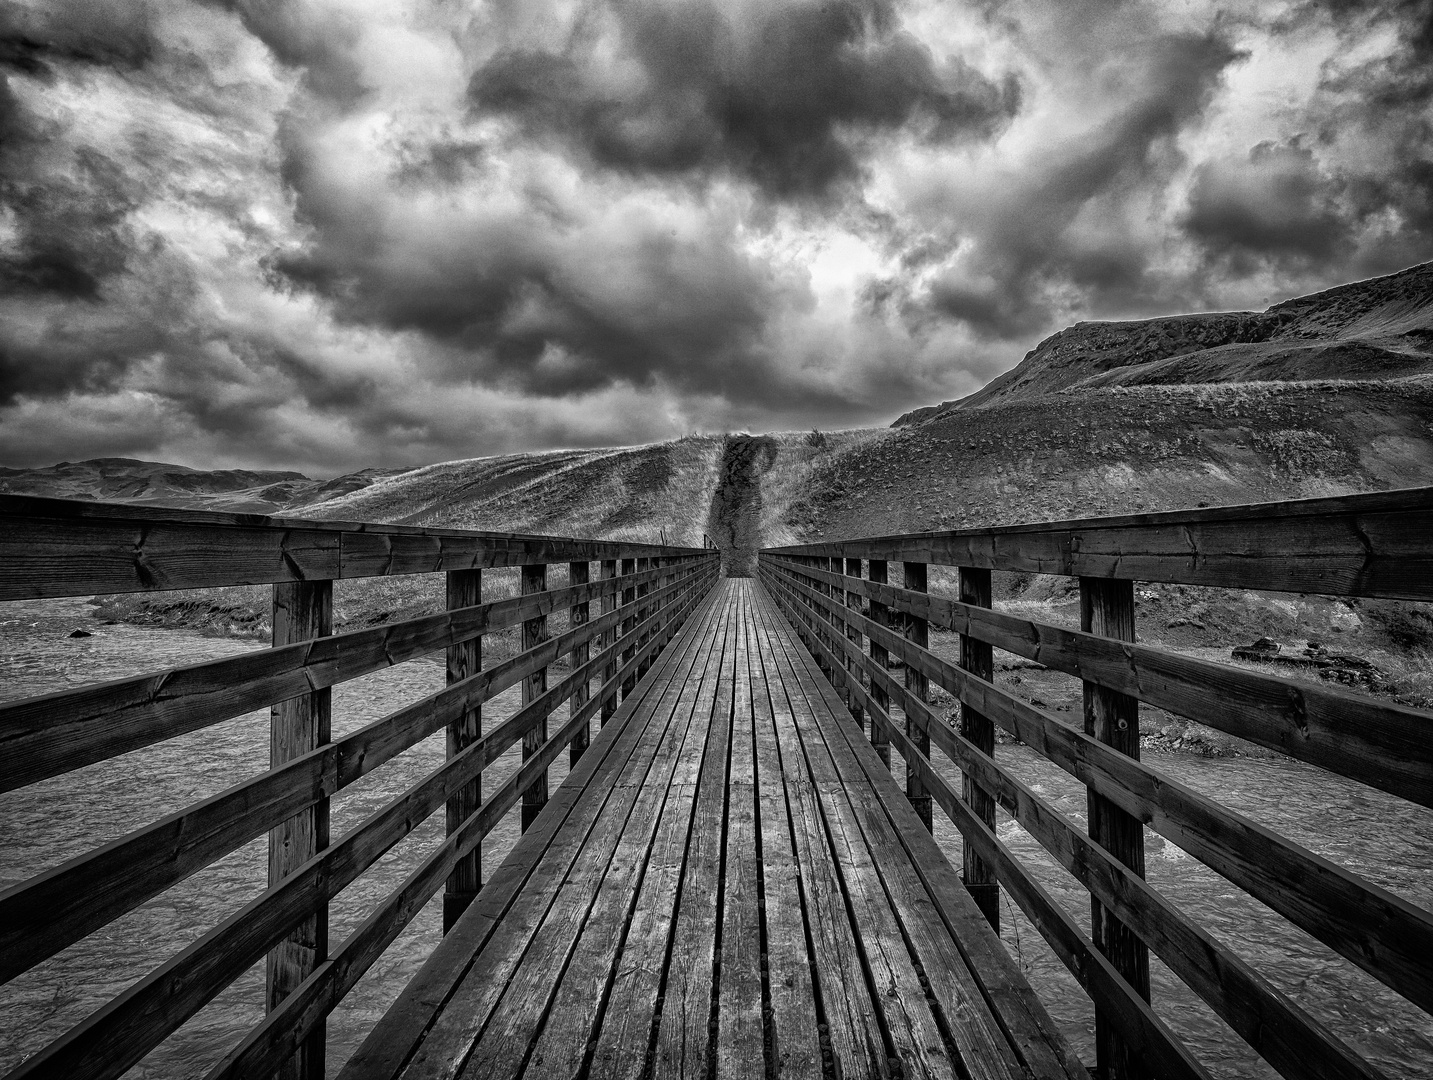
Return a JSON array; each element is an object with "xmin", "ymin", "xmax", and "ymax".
[{"xmin": 1, "ymin": 489, "xmax": 1431, "ymax": 1079}]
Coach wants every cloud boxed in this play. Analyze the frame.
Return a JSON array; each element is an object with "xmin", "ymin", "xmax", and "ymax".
[
  {"xmin": 468, "ymin": 0, "xmax": 1019, "ymax": 202},
  {"xmin": 1184, "ymin": 140, "xmax": 1348, "ymax": 263},
  {"xmin": 3, "ymin": 0, "xmax": 1433, "ymax": 476}
]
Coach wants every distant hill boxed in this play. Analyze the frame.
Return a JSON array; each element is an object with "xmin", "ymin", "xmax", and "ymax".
[
  {"xmin": 0, "ymin": 458, "xmax": 395, "ymax": 514},
  {"xmin": 895, "ymin": 260, "xmax": 1433, "ymax": 425}
]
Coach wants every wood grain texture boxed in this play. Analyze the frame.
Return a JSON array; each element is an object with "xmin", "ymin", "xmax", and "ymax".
[
  {"xmin": 0, "ymin": 560, "xmax": 700, "ymax": 795},
  {"xmin": 764, "ymin": 559, "xmax": 1433, "ymax": 1021},
  {"xmin": 767, "ymin": 581, "xmax": 1084, "ymax": 1080},
  {"xmin": 445, "ymin": 568, "xmax": 483, "ymax": 934},
  {"xmin": 0, "ymin": 493, "xmax": 712, "ymax": 599},
  {"xmin": 761, "ymin": 572, "xmax": 1206, "ymax": 1080},
  {"xmin": 763, "ymin": 485, "xmax": 1433, "ymax": 599},
  {"xmin": 774, "ymin": 559, "xmax": 1433, "ymax": 809},
  {"xmin": 267, "ymin": 579, "xmax": 332, "ymax": 1080}
]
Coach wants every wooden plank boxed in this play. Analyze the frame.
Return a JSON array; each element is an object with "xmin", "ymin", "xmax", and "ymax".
[
  {"xmin": 600, "ymin": 559, "xmax": 619, "ymax": 727},
  {"xmin": 537, "ymin": 587, "xmax": 735, "ymax": 1079},
  {"xmin": 267, "ymin": 580, "xmax": 332, "ymax": 1080},
  {"xmin": 715, "ymin": 585, "xmax": 767, "ymax": 1078},
  {"xmin": 7, "ymin": 585, "xmax": 715, "ymax": 1080},
  {"xmin": 1081, "ymin": 577, "xmax": 1152, "ymax": 1080},
  {"xmin": 844, "ymin": 556, "xmax": 865, "ymax": 730},
  {"xmin": 749, "ymin": 592, "xmax": 890, "ymax": 1079},
  {"xmin": 957, "ymin": 566, "xmax": 999, "ymax": 930},
  {"xmin": 867, "ymin": 559, "xmax": 891, "ymax": 768},
  {"xmin": 769, "ymin": 584, "xmax": 1086, "ymax": 1080},
  {"xmin": 445, "ymin": 568, "xmax": 483, "ymax": 933},
  {"xmin": 903, "ymin": 560, "xmax": 933, "ymax": 831},
  {"xmin": 454, "ymin": 587, "xmax": 725, "ymax": 1079},
  {"xmin": 744, "ymin": 586, "xmax": 823, "ymax": 1080},
  {"xmin": 394, "ymin": 584, "xmax": 723, "ymax": 1080},
  {"xmin": 767, "ymin": 582, "xmax": 1210, "ymax": 1080},
  {"xmin": 346, "ymin": 582, "xmax": 721, "ymax": 1080},
  {"xmin": 521, "ymin": 563, "xmax": 550, "ymax": 832},
  {"xmin": 0, "ymin": 493, "xmax": 711, "ymax": 599},
  {"xmin": 754, "ymin": 591, "xmax": 968, "ymax": 1080},
  {"xmin": 651, "ymin": 592, "xmax": 738, "ymax": 1080},
  {"xmin": 0, "ymin": 561, "xmax": 699, "ymax": 795},
  {"xmin": 775, "ymin": 558, "xmax": 1433, "ymax": 810},
  {"xmin": 939, "ymin": 718, "xmax": 1390, "ymax": 1080},
  {"xmin": 568, "ymin": 560, "xmax": 591, "ymax": 768},
  {"xmin": 206, "ymin": 679, "xmax": 612, "ymax": 1080},
  {"xmin": 762, "ymin": 485, "xmax": 1433, "ymax": 599},
  {"xmin": 766, "ymin": 562, "xmax": 1433, "ymax": 1020}
]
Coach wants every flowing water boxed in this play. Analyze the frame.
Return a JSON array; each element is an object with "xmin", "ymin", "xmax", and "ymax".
[{"xmin": 2, "ymin": 601, "xmax": 1431, "ymax": 1077}]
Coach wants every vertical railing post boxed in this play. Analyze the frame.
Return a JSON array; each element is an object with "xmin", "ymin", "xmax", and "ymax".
[
  {"xmin": 1081, "ymin": 577, "xmax": 1151, "ymax": 1080},
  {"xmin": 443, "ymin": 568, "xmax": 482, "ymax": 933},
  {"xmin": 620, "ymin": 558, "xmax": 637, "ymax": 700},
  {"xmin": 268, "ymin": 579, "xmax": 332, "ymax": 1080},
  {"xmin": 958, "ymin": 566, "xmax": 999, "ymax": 930},
  {"xmin": 844, "ymin": 556, "xmax": 864, "ymax": 732},
  {"xmin": 829, "ymin": 557, "xmax": 847, "ymax": 703},
  {"xmin": 600, "ymin": 559, "xmax": 618, "ymax": 725},
  {"xmin": 521, "ymin": 563, "xmax": 549, "ymax": 832},
  {"xmin": 867, "ymin": 559, "xmax": 891, "ymax": 768},
  {"xmin": 636, "ymin": 556, "xmax": 653, "ymax": 681},
  {"xmin": 569, "ymin": 560, "xmax": 591, "ymax": 767},
  {"xmin": 903, "ymin": 560, "xmax": 933, "ymax": 831}
]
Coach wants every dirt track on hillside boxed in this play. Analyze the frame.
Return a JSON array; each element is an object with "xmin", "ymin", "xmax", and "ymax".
[{"xmin": 706, "ymin": 434, "xmax": 777, "ymax": 576}]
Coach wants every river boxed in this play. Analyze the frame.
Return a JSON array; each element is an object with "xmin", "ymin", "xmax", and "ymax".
[{"xmin": 1, "ymin": 602, "xmax": 1430, "ymax": 1076}]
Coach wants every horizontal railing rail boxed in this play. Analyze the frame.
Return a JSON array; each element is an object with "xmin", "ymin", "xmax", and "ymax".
[
  {"xmin": 758, "ymin": 484, "xmax": 1433, "ymax": 1080},
  {"xmin": 0, "ymin": 497, "xmax": 720, "ymax": 1080},
  {"xmin": 765, "ymin": 484, "xmax": 1433, "ymax": 600}
]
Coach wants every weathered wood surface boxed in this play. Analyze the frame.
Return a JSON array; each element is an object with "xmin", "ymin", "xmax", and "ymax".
[
  {"xmin": 0, "ymin": 560, "xmax": 706, "ymax": 794},
  {"xmin": 267, "ymin": 580, "xmax": 333, "ymax": 1080},
  {"xmin": 762, "ymin": 559, "xmax": 1433, "ymax": 1015},
  {"xmin": 0, "ymin": 494, "xmax": 708, "ymax": 599},
  {"xmin": 3, "ymin": 572, "xmax": 716, "ymax": 1080},
  {"xmin": 352, "ymin": 580, "xmax": 1077, "ymax": 1080},
  {"xmin": 771, "ymin": 558, "xmax": 1433, "ymax": 808},
  {"xmin": 761, "ymin": 568, "xmax": 1208, "ymax": 1080},
  {"xmin": 0, "ymin": 568, "xmax": 710, "ymax": 984},
  {"xmin": 771, "ymin": 571, "xmax": 1389, "ymax": 1080},
  {"xmin": 764, "ymin": 484, "xmax": 1433, "ymax": 599}
]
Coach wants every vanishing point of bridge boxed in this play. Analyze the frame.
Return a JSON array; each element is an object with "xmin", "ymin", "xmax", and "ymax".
[{"xmin": 1, "ymin": 490, "xmax": 1431, "ymax": 1079}]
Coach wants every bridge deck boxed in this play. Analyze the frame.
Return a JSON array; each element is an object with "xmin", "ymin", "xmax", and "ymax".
[{"xmin": 343, "ymin": 580, "xmax": 1079, "ymax": 1080}]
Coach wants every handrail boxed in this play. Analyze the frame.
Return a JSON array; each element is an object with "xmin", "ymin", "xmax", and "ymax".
[
  {"xmin": 764, "ymin": 484, "xmax": 1433, "ymax": 600},
  {"xmin": 758, "ymin": 485, "xmax": 1433, "ymax": 1080},
  {"xmin": 0, "ymin": 493, "xmax": 705, "ymax": 599},
  {"xmin": 0, "ymin": 496, "xmax": 720, "ymax": 1080}
]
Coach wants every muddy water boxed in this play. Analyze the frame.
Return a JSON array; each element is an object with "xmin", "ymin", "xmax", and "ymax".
[{"xmin": 0, "ymin": 600, "xmax": 570, "ymax": 1077}]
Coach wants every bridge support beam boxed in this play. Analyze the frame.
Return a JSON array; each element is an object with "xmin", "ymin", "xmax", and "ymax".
[
  {"xmin": 959, "ymin": 566, "xmax": 1000, "ymax": 931},
  {"xmin": 444, "ymin": 568, "xmax": 482, "ymax": 933},
  {"xmin": 903, "ymin": 560, "xmax": 933, "ymax": 832},
  {"xmin": 521, "ymin": 563, "xmax": 549, "ymax": 832},
  {"xmin": 569, "ymin": 561, "xmax": 591, "ymax": 767},
  {"xmin": 867, "ymin": 559, "xmax": 891, "ymax": 768},
  {"xmin": 267, "ymin": 578, "xmax": 332, "ymax": 1080},
  {"xmin": 1081, "ymin": 577, "xmax": 1152, "ymax": 1080}
]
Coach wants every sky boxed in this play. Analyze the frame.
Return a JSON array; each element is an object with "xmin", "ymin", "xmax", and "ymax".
[{"xmin": 2, "ymin": 0, "xmax": 1432, "ymax": 476}]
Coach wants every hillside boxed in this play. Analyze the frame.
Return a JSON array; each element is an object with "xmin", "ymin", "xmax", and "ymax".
[
  {"xmin": 0, "ymin": 458, "xmax": 394, "ymax": 514},
  {"xmin": 895, "ymin": 260, "xmax": 1433, "ymax": 424}
]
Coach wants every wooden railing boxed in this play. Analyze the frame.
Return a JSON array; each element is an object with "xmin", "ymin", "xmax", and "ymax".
[
  {"xmin": 758, "ymin": 486, "xmax": 1433, "ymax": 1080},
  {"xmin": 0, "ymin": 494, "xmax": 719, "ymax": 1079}
]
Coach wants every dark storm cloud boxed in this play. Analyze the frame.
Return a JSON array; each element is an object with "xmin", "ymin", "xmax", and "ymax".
[
  {"xmin": 927, "ymin": 28, "xmax": 1246, "ymax": 339},
  {"xmin": 468, "ymin": 0, "xmax": 1019, "ymax": 201},
  {"xmin": 0, "ymin": 1, "xmax": 159, "ymax": 80},
  {"xmin": 1184, "ymin": 141, "xmax": 1348, "ymax": 263}
]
